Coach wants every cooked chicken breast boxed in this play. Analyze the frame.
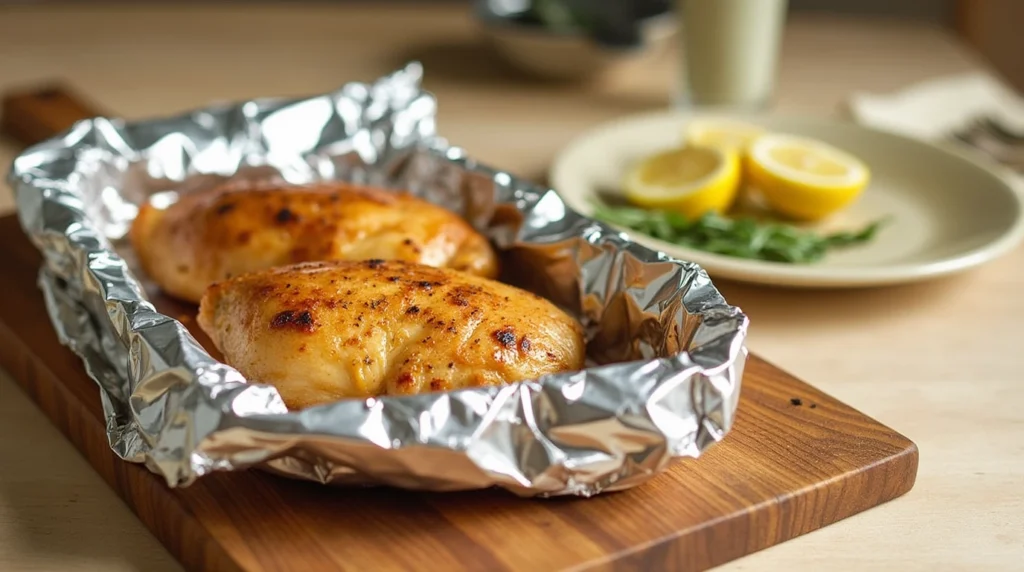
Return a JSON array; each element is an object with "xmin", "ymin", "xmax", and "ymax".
[
  {"xmin": 197, "ymin": 260, "xmax": 586, "ymax": 409},
  {"xmin": 129, "ymin": 180, "xmax": 498, "ymax": 303}
]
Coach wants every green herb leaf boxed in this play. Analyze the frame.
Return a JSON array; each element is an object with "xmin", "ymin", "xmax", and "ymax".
[{"xmin": 591, "ymin": 203, "xmax": 888, "ymax": 264}]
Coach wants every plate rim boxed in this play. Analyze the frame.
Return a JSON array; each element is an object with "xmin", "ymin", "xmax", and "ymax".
[{"xmin": 549, "ymin": 110, "xmax": 1024, "ymax": 288}]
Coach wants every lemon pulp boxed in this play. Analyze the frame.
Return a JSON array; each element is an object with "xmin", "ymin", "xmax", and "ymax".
[
  {"xmin": 767, "ymin": 145, "xmax": 849, "ymax": 176},
  {"xmin": 624, "ymin": 145, "xmax": 741, "ymax": 219},
  {"xmin": 638, "ymin": 147, "xmax": 721, "ymax": 187},
  {"xmin": 684, "ymin": 119, "xmax": 766, "ymax": 154},
  {"xmin": 746, "ymin": 134, "xmax": 870, "ymax": 221}
]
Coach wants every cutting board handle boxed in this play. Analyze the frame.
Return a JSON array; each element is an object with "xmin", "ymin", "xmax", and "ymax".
[{"xmin": 1, "ymin": 85, "xmax": 104, "ymax": 147}]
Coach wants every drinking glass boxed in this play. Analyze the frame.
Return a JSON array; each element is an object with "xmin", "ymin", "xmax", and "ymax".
[{"xmin": 675, "ymin": 0, "xmax": 789, "ymax": 110}]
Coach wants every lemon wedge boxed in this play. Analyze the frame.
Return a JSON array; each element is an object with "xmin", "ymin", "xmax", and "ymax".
[
  {"xmin": 624, "ymin": 145, "xmax": 741, "ymax": 219},
  {"xmin": 746, "ymin": 133, "xmax": 870, "ymax": 221},
  {"xmin": 685, "ymin": 119, "xmax": 766, "ymax": 154}
]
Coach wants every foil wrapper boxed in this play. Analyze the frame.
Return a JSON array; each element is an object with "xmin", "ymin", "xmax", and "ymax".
[{"xmin": 9, "ymin": 64, "xmax": 748, "ymax": 497}]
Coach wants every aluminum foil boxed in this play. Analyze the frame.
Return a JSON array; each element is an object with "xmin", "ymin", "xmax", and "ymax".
[{"xmin": 9, "ymin": 63, "xmax": 748, "ymax": 497}]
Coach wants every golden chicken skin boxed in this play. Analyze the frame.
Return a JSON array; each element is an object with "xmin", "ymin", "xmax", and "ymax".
[
  {"xmin": 197, "ymin": 260, "xmax": 586, "ymax": 409},
  {"xmin": 129, "ymin": 180, "xmax": 498, "ymax": 304}
]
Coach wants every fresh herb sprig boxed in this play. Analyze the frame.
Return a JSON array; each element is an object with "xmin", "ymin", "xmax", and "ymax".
[{"xmin": 592, "ymin": 204, "xmax": 887, "ymax": 264}]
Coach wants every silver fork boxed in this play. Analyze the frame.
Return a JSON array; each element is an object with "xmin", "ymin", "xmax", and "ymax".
[{"xmin": 951, "ymin": 115, "xmax": 1024, "ymax": 172}]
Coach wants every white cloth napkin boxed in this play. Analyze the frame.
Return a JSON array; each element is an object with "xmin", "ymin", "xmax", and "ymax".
[{"xmin": 846, "ymin": 72, "xmax": 1024, "ymax": 142}]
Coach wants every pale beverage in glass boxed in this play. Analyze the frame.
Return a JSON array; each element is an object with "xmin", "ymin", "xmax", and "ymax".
[{"xmin": 676, "ymin": 0, "xmax": 789, "ymax": 109}]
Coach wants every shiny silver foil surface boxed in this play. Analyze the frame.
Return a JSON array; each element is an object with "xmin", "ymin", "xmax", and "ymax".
[{"xmin": 10, "ymin": 64, "xmax": 748, "ymax": 497}]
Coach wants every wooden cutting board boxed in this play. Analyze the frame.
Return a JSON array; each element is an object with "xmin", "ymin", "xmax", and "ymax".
[{"xmin": 0, "ymin": 87, "xmax": 918, "ymax": 572}]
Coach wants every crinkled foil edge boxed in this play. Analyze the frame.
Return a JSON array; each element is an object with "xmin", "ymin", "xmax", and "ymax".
[{"xmin": 9, "ymin": 63, "xmax": 748, "ymax": 497}]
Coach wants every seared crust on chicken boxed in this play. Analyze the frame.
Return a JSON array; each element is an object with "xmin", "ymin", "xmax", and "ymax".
[
  {"xmin": 197, "ymin": 260, "xmax": 586, "ymax": 409},
  {"xmin": 129, "ymin": 181, "xmax": 498, "ymax": 303}
]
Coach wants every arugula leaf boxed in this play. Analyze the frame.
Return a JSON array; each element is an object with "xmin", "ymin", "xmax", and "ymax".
[{"xmin": 592, "ymin": 203, "xmax": 888, "ymax": 264}]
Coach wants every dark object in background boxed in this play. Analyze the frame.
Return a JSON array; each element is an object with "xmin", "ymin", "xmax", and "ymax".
[
  {"xmin": 479, "ymin": 0, "xmax": 671, "ymax": 47},
  {"xmin": 476, "ymin": 0, "xmax": 676, "ymax": 81}
]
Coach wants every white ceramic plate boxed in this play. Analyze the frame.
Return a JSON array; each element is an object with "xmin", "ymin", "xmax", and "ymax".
[{"xmin": 550, "ymin": 112, "xmax": 1024, "ymax": 288}]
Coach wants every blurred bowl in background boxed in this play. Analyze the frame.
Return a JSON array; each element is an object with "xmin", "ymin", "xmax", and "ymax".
[{"xmin": 476, "ymin": 2, "xmax": 677, "ymax": 82}]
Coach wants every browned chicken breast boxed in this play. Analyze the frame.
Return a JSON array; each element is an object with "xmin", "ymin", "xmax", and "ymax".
[
  {"xmin": 197, "ymin": 260, "xmax": 586, "ymax": 409},
  {"xmin": 129, "ymin": 180, "xmax": 498, "ymax": 303}
]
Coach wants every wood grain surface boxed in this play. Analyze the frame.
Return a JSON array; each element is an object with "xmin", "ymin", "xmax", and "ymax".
[
  {"xmin": 0, "ymin": 213, "xmax": 918, "ymax": 571},
  {"xmin": 1, "ymin": 84, "xmax": 105, "ymax": 148}
]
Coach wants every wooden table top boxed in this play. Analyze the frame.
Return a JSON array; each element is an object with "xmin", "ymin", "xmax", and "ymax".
[{"xmin": 1, "ymin": 4, "xmax": 1020, "ymax": 571}]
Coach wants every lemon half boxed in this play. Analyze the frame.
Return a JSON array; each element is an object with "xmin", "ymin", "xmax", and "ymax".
[
  {"xmin": 685, "ymin": 119, "xmax": 766, "ymax": 154},
  {"xmin": 624, "ymin": 145, "xmax": 741, "ymax": 219},
  {"xmin": 746, "ymin": 133, "xmax": 870, "ymax": 221}
]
